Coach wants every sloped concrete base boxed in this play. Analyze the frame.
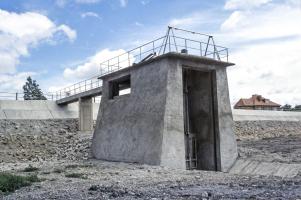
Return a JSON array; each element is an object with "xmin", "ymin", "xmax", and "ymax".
[{"xmin": 230, "ymin": 159, "xmax": 301, "ymax": 178}]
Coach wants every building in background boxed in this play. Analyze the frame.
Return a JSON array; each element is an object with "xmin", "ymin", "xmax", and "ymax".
[{"xmin": 234, "ymin": 94, "xmax": 281, "ymax": 111}]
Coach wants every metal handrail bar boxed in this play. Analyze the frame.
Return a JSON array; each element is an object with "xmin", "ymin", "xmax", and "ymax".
[{"xmin": 171, "ymin": 35, "xmax": 227, "ymax": 49}]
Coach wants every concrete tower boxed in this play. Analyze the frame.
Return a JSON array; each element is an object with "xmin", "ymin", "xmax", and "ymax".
[{"xmin": 92, "ymin": 51, "xmax": 237, "ymax": 172}]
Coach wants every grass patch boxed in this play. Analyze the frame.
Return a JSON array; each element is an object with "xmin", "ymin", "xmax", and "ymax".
[
  {"xmin": 22, "ymin": 165, "xmax": 39, "ymax": 172},
  {"xmin": 65, "ymin": 164, "xmax": 93, "ymax": 169},
  {"xmin": 0, "ymin": 173, "xmax": 40, "ymax": 194},
  {"xmin": 65, "ymin": 173, "xmax": 87, "ymax": 179},
  {"xmin": 65, "ymin": 164, "xmax": 80, "ymax": 169},
  {"xmin": 53, "ymin": 168, "xmax": 64, "ymax": 174}
]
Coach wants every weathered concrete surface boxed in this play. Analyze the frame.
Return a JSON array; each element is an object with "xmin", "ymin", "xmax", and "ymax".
[
  {"xmin": 233, "ymin": 109, "xmax": 301, "ymax": 121},
  {"xmin": 79, "ymin": 97, "xmax": 93, "ymax": 131},
  {"xmin": 161, "ymin": 59, "xmax": 186, "ymax": 169},
  {"xmin": 92, "ymin": 58, "xmax": 169, "ymax": 166},
  {"xmin": 92, "ymin": 53, "xmax": 237, "ymax": 172},
  {"xmin": 230, "ymin": 159, "xmax": 301, "ymax": 178},
  {"xmin": 0, "ymin": 100, "xmax": 99, "ymax": 120},
  {"xmin": 216, "ymin": 67, "xmax": 238, "ymax": 172}
]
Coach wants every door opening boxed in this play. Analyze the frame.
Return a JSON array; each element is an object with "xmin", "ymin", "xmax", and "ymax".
[{"xmin": 183, "ymin": 68, "xmax": 219, "ymax": 171}]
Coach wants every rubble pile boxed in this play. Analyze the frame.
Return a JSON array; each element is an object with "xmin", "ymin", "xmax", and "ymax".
[
  {"xmin": 0, "ymin": 119, "xmax": 91, "ymax": 163},
  {"xmin": 234, "ymin": 120, "xmax": 301, "ymax": 140}
]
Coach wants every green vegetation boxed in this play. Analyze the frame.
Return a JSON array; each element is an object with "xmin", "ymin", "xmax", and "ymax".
[
  {"xmin": 0, "ymin": 173, "xmax": 40, "ymax": 194},
  {"xmin": 22, "ymin": 165, "xmax": 39, "ymax": 172},
  {"xmin": 53, "ymin": 168, "xmax": 64, "ymax": 173},
  {"xmin": 23, "ymin": 76, "xmax": 47, "ymax": 100},
  {"xmin": 281, "ymin": 104, "xmax": 301, "ymax": 111},
  {"xmin": 65, "ymin": 173, "xmax": 87, "ymax": 179},
  {"xmin": 65, "ymin": 164, "xmax": 93, "ymax": 169}
]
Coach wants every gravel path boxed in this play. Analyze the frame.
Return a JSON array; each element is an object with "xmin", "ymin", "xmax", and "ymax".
[
  {"xmin": 0, "ymin": 119, "xmax": 301, "ymax": 199},
  {"xmin": 1, "ymin": 160, "xmax": 301, "ymax": 199}
]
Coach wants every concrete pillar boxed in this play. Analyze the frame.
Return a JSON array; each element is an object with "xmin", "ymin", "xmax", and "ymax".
[{"xmin": 79, "ymin": 97, "xmax": 93, "ymax": 131}]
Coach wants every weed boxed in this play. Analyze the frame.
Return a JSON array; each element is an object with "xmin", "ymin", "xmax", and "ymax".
[
  {"xmin": 22, "ymin": 165, "xmax": 39, "ymax": 172},
  {"xmin": 65, "ymin": 173, "xmax": 87, "ymax": 179},
  {"xmin": 0, "ymin": 173, "xmax": 40, "ymax": 194}
]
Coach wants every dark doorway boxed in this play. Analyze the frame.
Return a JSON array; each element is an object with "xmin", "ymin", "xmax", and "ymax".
[{"xmin": 183, "ymin": 68, "xmax": 219, "ymax": 171}]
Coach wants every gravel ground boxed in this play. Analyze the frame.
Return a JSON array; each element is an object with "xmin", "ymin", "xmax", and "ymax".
[
  {"xmin": 1, "ymin": 160, "xmax": 301, "ymax": 200},
  {"xmin": 0, "ymin": 119, "xmax": 301, "ymax": 199},
  {"xmin": 238, "ymin": 135, "xmax": 301, "ymax": 164}
]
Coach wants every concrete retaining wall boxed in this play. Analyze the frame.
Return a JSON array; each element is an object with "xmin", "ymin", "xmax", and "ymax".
[
  {"xmin": 1, "ymin": 100, "xmax": 301, "ymax": 121},
  {"xmin": 233, "ymin": 109, "xmax": 301, "ymax": 121},
  {"xmin": 0, "ymin": 100, "xmax": 100, "ymax": 120}
]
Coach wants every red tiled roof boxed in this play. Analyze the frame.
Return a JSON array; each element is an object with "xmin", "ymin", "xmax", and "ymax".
[{"xmin": 234, "ymin": 94, "xmax": 281, "ymax": 108}]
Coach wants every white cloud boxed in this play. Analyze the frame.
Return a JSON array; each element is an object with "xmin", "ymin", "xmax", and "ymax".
[
  {"xmin": 134, "ymin": 22, "xmax": 143, "ymax": 27},
  {"xmin": 224, "ymin": 0, "xmax": 273, "ymax": 10},
  {"xmin": 0, "ymin": 9, "xmax": 76, "ymax": 74},
  {"xmin": 57, "ymin": 25, "xmax": 77, "ymax": 41},
  {"xmin": 120, "ymin": 0, "xmax": 128, "ymax": 7},
  {"xmin": 81, "ymin": 12, "xmax": 101, "ymax": 19},
  {"xmin": 63, "ymin": 49, "xmax": 128, "ymax": 79},
  {"xmin": 221, "ymin": 11, "xmax": 247, "ymax": 31},
  {"xmin": 222, "ymin": 1, "xmax": 301, "ymax": 105},
  {"xmin": 0, "ymin": 72, "xmax": 36, "ymax": 92},
  {"xmin": 159, "ymin": 0, "xmax": 301, "ymax": 105}
]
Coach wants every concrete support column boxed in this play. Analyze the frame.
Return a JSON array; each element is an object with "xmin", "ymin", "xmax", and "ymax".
[{"xmin": 79, "ymin": 97, "xmax": 93, "ymax": 131}]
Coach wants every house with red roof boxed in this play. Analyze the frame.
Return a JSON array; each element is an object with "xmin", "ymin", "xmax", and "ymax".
[{"xmin": 234, "ymin": 94, "xmax": 281, "ymax": 111}]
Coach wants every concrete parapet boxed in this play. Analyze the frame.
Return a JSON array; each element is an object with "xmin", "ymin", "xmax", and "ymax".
[
  {"xmin": 0, "ymin": 100, "xmax": 99, "ymax": 120},
  {"xmin": 233, "ymin": 109, "xmax": 301, "ymax": 121}
]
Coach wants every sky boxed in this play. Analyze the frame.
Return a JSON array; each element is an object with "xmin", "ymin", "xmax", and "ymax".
[{"xmin": 0, "ymin": 0, "xmax": 300, "ymax": 105}]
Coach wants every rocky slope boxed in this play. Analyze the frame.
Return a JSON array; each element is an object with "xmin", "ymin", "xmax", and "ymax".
[{"xmin": 0, "ymin": 119, "xmax": 300, "ymax": 199}]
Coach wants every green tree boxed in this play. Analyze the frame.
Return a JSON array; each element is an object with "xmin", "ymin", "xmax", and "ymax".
[
  {"xmin": 23, "ymin": 76, "xmax": 47, "ymax": 100},
  {"xmin": 281, "ymin": 104, "xmax": 292, "ymax": 111},
  {"xmin": 293, "ymin": 105, "xmax": 301, "ymax": 111}
]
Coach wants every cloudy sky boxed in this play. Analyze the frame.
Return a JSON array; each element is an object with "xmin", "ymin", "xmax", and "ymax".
[{"xmin": 0, "ymin": 0, "xmax": 300, "ymax": 105}]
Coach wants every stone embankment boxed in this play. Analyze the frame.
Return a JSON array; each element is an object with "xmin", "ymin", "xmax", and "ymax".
[
  {"xmin": 1, "ymin": 119, "xmax": 301, "ymax": 164},
  {"xmin": 0, "ymin": 119, "xmax": 91, "ymax": 163},
  {"xmin": 0, "ymin": 119, "xmax": 301, "ymax": 199},
  {"xmin": 234, "ymin": 120, "xmax": 301, "ymax": 140}
]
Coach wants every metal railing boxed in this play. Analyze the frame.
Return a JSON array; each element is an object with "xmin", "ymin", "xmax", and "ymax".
[
  {"xmin": 55, "ymin": 76, "xmax": 101, "ymax": 100},
  {"xmin": 55, "ymin": 27, "xmax": 229, "ymax": 101},
  {"xmin": 99, "ymin": 27, "xmax": 228, "ymax": 76},
  {"xmin": 0, "ymin": 92, "xmax": 56, "ymax": 101}
]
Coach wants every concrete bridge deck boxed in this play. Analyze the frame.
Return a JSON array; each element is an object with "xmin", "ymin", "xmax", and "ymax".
[{"xmin": 56, "ymin": 87, "xmax": 102, "ymax": 105}]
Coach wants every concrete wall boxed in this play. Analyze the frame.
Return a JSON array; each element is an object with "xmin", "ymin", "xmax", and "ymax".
[
  {"xmin": 92, "ymin": 57, "xmax": 170, "ymax": 166},
  {"xmin": 92, "ymin": 53, "xmax": 238, "ymax": 171},
  {"xmin": 1, "ymin": 100, "xmax": 301, "ymax": 122},
  {"xmin": 0, "ymin": 100, "xmax": 100, "ymax": 120},
  {"xmin": 233, "ymin": 109, "xmax": 301, "ymax": 121}
]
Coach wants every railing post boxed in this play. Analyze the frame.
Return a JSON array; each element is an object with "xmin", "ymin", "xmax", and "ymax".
[
  {"xmin": 139, "ymin": 47, "xmax": 141, "ymax": 61},
  {"xmin": 91, "ymin": 79, "xmax": 93, "ymax": 89},
  {"xmin": 168, "ymin": 36, "xmax": 171, "ymax": 52},
  {"xmin": 108, "ymin": 60, "xmax": 110, "ymax": 72},
  {"xmin": 227, "ymin": 48, "xmax": 229, "ymax": 62},
  {"xmin": 200, "ymin": 42, "xmax": 202, "ymax": 56},
  {"xmin": 16, "ymin": 92, "xmax": 18, "ymax": 100},
  {"xmin": 153, "ymin": 41, "xmax": 155, "ymax": 54},
  {"xmin": 118, "ymin": 56, "xmax": 120, "ymax": 69},
  {"xmin": 185, "ymin": 39, "xmax": 187, "ymax": 51},
  {"xmin": 128, "ymin": 53, "xmax": 130, "ymax": 67}
]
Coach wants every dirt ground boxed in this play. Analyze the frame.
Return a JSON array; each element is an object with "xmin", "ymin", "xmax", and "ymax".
[{"xmin": 0, "ymin": 119, "xmax": 301, "ymax": 199}]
